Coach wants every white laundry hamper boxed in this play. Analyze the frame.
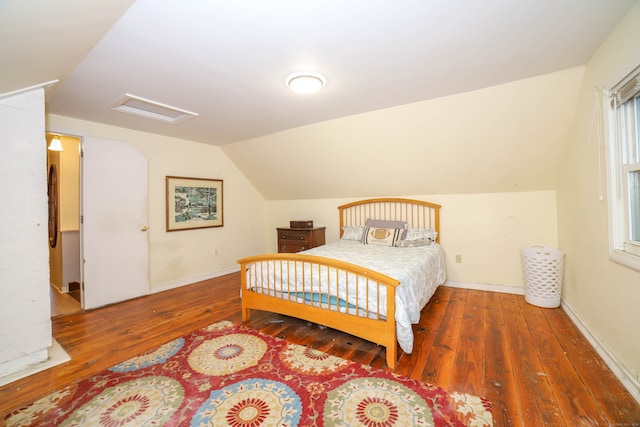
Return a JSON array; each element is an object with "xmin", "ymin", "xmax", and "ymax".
[{"xmin": 520, "ymin": 244, "xmax": 564, "ymax": 308}]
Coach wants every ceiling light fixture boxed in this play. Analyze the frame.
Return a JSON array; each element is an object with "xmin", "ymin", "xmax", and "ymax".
[
  {"xmin": 48, "ymin": 136, "xmax": 63, "ymax": 151},
  {"xmin": 286, "ymin": 72, "xmax": 326, "ymax": 94}
]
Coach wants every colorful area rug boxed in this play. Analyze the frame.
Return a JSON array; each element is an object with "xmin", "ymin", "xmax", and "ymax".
[{"xmin": 5, "ymin": 321, "xmax": 492, "ymax": 426}]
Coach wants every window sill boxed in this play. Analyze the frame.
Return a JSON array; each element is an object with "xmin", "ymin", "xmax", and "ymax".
[{"xmin": 610, "ymin": 249, "xmax": 640, "ymax": 272}]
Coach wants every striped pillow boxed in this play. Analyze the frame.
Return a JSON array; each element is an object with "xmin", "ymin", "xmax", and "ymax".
[{"xmin": 362, "ymin": 226, "xmax": 403, "ymax": 247}]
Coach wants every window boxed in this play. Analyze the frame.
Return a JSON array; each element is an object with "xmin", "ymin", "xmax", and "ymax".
[{"xmin": 606, "ymin": 64, "xmax": 640, "ymax": 270}]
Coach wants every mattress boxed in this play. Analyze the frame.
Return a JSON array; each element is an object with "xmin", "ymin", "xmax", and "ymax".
[{"xmin": 302, "ymin": 239, "xmax": 446, "ymax": 354}]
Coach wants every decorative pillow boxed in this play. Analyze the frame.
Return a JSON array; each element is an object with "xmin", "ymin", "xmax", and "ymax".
[
  {"xmin": 364, "ymin": 219, "xmax": 408, "ymax": 241},
  {"xmin": 395, "ymin": 238, "xmax": 433, "ymax": 248},
  {"xmin": 341, "ymin": 225, "xmax": 365, "ymax": 241},
  {"xmin": 362, "ymin": 226, "xmax": 404, "ymax": 247},
  {"xmin": 404, "ymin": 228, "xmax": 438, "ymax": 242}
]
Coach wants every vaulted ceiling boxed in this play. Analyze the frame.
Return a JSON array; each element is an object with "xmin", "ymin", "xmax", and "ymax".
[
  {"xmin": 1, "ymin": 0, "xmax": 636, "ymax": 199},
  {"xmin": 1, "ymin": 0, "xmax": 634, "ymax": 145}
]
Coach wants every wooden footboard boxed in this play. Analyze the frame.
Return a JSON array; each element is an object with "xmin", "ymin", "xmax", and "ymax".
[{"xmin": 238, "ymin": 253, "xmax": 401, "ymax": 368}]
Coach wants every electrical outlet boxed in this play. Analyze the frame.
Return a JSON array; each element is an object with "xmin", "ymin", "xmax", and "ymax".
[
  {"xmin": 455, "ymin": 254, "xmax": 462, "ymax": 263},
  {"xmin": 215, "ymin": 249, "xmax": 218, "ymax": 256}
]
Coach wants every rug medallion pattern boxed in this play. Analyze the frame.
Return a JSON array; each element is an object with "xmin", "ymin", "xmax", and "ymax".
[{"xmin": 5, "ymin": 321, "xmax": 492, "ymax": 426}]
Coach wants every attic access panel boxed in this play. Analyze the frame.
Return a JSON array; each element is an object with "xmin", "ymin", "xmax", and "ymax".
[{"xmin": 111, "ymin": 93, "xmax": 198, "ymax": 124}]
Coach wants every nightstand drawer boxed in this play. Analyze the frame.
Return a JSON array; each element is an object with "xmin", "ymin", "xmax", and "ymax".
[
  {"xmin": 279, "ymin": 242, "xmax": 309, "ymax": 253},
  {"xmin": 276, "ymin": 226, "xmax": 325, "ymax": 253},
  {"xmin": 278, "ymin": 230, "xmax": 312, "ymax": 243}
]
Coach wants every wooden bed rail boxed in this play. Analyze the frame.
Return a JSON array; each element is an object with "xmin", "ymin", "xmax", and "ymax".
[{"xmin": 238, "ymin": 253, "xmax": 401, "ymax": 368}]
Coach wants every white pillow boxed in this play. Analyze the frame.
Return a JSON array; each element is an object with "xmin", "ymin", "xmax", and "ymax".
[
  {"xmin": 395, "ymin": 238, "xmax": 433, "ymax": 248},
  {"xmin": 342, "ymin": 225, "xmax": 365, "ymax": 241},
  {"xmin": 404, "ymin": 228, "xmax": 438, "ymax": 242}
]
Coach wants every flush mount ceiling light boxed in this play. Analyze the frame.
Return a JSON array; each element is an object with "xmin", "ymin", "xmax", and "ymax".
[
  {"xmin": 286, "ymin": 72, "xmax": 326, "ymax": 94},
  {"xmin": 111, "ymin": 93, "xmax": 199, "ymax": 124}
]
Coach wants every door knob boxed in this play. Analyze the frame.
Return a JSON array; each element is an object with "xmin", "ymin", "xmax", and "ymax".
[{"xmin": 141, "ymin": 226, "xmax": 148, "ymax": 232}]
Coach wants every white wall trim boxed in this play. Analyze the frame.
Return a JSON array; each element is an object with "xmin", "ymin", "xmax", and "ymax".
[
  {"xmin": 444, "ymin": 280, "xmax": 524, "ymax": 295},
  {"xmin": 0, "ymin": 348, "xmax": 47, "ymax": 379},
  {"xmin": 0, "ymin": 79, "xmax": 58, "ymax": 100},
  {"xmin": 561, "ymin": 299, "xmax": 640, "ymax": 404},
  {"xmin": 150, "ymin": 265, "xmax": 240, "ymax": 294},
  {"xmin": 0, "ymin": 339, "xmax": 70, "ymax": 387}
]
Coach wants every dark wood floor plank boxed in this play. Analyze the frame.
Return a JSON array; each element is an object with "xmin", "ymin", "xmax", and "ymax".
[
  {"xmin": 422, "ymin": 287, "xmax": 467, "ymax": 388},
  {"xmin": 2, "ymin": 276, "xmax": 639, "ymax": 427},
  {"xmin": 500, "ymin": 293, "xmax": 567, "ymax": 426},
  {"xmin": 395, "ymin": 286, "xmax": 450, "ymax": 378},
  {"xmin": 450, "ymin": 289, "xmax": 484, "ymax": 396},
  {"xmin": 544, "ymin": 306, "xmax": 640, "ymax": 425},
  {"xmin": 483, "ymin": 291, "xmax": 522, "ymax": 426},
  {"xmin": 519, "ymin": 299, "xmax": 607, "ymax": 426},
  {"xmin": 2, "ymin": 277, "xmax": 237, "ymax": 417}
]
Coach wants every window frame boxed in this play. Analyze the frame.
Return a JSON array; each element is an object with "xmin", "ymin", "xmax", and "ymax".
[{"xmin": 605, "ymin": 64, "xmax": 640, "ymax": 271}]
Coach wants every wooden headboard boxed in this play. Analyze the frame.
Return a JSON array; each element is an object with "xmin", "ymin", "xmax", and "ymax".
[{"xmin": 338, "ymin": 198, "xmax": 441, "ymax": 243}]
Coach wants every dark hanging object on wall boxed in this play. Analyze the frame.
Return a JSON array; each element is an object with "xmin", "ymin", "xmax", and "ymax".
[{"xmin": 48, "ymin": 164, "xmax": 58, "ymax": 248}]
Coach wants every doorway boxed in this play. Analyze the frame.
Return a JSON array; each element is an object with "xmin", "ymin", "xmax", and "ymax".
[
  {"xmin": 46, "ymin": 133, "xmax": 151, "ymax": 315},
  {"xmin": 46, "ymin": 133, "xmax": 82, "ymax": 317}
]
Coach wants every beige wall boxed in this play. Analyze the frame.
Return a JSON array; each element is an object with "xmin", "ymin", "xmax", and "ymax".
[
  {"xmin": 223, "ymin": 66, "xmax": 584, "ymax": 200},
  {"xmin": 48, "ymin": 115, "xmax": 270, "ymax": 291},
  {"xmin": 47, "ymin": 115, "xmax": 559, "ymax": 295},
  {"xmin": 268, "ymin": 191, "xmax": 557, "ymax": 290},
  {"xmin": 558, "ymin": 3, "xmax": 640, "ymax": 386},
  {"xmin": 58, "ymin": 135, "xmax": 80, "ymax": 232}
]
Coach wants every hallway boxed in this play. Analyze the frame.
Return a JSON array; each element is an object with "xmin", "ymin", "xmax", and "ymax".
[{"xmin": 49, "ymin": 285, "xmax": 80, "ymax": 317}]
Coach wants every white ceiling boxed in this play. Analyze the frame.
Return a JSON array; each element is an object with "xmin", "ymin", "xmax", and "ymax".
[{"xmin": 1, "ymin": 0, "xmax": 636, "ymax": 146}]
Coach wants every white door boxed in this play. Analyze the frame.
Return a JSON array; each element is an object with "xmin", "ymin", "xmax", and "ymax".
[{"xmin": 81, "ymin": 137, "xmax": 149, "ymax": 309}]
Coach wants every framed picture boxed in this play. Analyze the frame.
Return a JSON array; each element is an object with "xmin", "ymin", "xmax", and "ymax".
[{"xmin": 166, "ymin": 176, "xmax": 223, "ymax": 231}]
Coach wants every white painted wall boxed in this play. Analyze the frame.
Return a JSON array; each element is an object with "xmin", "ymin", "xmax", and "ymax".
[
  {"xmin": 0, "ymin": 88, "xmax": 52, "ymax": 377},
  {"xmin": 558, "ymin": 3, "xmax": 640, "ymax": 389},
  {"xmin": 47, "ymin": 115, "xmax": 270, "ymax": 291}
]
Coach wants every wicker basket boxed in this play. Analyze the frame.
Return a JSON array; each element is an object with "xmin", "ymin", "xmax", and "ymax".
[{"xmin": 520, "ymin": 244, "xmax": 564, "ymax": 308}]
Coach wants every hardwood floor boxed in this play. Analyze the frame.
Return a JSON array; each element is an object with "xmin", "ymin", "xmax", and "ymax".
[{"xmin": 3, "ymin": 273, "xmax": 639, "ymax": 426}]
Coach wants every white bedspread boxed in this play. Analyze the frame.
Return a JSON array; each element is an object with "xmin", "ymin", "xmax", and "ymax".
[{"xmin": 302, "ymin": 240, "xmax": 446, "ymax": 354}]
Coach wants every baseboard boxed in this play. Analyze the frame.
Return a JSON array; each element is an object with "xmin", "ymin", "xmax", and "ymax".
[
  {"xmin": 444, "ymin": 280, "xmax": 524, "ymax": 295},
  {"xmin": 0, "ymin": 339, "xmax": 70, "ymax": 387},
  {"xmin": 445, "ymin": 280, "xmax": 640, "ymax": 404},
  {"xmin": 150, "ymin": 265, "xmax": 240, "ymax": 294},
  {"xmin": 561, "ymin": 299, "xmax": 640, "ymax": 404},
  {"xmin": 51, "ymin": 281, "xmax": 68, "ymax": 293}
]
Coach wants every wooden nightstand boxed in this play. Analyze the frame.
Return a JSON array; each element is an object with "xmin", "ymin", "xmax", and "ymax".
[{"xmin": 277, "ymin": 227, "xmax": 326, "ymax": 253}]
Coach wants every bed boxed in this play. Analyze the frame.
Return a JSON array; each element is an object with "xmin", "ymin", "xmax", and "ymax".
[{"xmin": 238, "ymin": 198, "xmax": 446, "ymax": 368}]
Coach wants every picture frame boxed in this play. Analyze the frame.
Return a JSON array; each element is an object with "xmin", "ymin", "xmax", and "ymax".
[{"xmin": 166, "ymin": 176, "xmax": 223, "ymax": 231}]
